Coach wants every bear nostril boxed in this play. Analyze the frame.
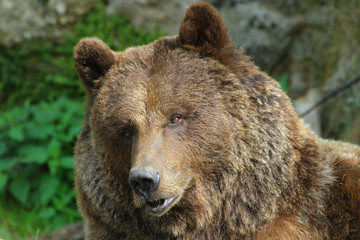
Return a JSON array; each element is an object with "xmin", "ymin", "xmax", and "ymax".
[
  {"xmin": 140, "ymin": 178, "xmax": 153, "ymax": 191},
  {"xmin": 131, "ymin": 178, "xmax": 153, "ymax": 195},
  {"xmin": 128, "ymin": 168, "xmax": 160, "ymax": 197}
]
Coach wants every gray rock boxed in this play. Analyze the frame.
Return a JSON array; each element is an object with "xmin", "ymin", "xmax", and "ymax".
[
  {"xmin": 106, "ymin": 0, "xmax": 196, "ymax": 35},
  {"xmin": 218, "ymin": 1, "xmax": 302, "ymax": 71},
  {"xmin": 0, "ymin": 0, "xmax": 95, "ymax": 47},
  {"xmin": 294, "ymin": 88, "xmax": 322, "ymax": 135}
]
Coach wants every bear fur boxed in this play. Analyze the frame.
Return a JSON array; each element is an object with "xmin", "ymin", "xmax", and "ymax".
[{"xmin": 74, "ymin": 2, "xmax": 360, "ymax": 239}]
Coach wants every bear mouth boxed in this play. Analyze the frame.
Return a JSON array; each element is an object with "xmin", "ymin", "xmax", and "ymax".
[{"xmin": 145, "ymin": 195, "xmax": 178, "ymax": 215}]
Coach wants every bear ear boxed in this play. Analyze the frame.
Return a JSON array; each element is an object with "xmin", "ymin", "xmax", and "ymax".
[
  {"xmin": 74, "ymin": 38, "xmax": 115, "ymax": 96},
  {"xmin": 179, "ymin": 2, "xmax": 231, "ymax": 57}
]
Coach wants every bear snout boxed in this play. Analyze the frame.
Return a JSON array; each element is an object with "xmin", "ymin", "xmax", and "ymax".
[{"xmin": 128, "ymin": 167, "xmax": 160, "ymax": 197}]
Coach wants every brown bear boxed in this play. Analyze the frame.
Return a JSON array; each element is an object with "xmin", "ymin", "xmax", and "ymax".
[{"xmin": 74, "ymin": 2, "xmax": 360, "ymax": 239}]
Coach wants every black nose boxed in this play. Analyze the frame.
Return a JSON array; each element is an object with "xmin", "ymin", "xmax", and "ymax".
[{"xmin": 128, "ymin": 167, "xmax": 160, "ymax": 197}]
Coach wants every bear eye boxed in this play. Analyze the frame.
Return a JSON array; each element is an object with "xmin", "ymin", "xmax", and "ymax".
[
  {"xmin": 170, "ymin": 115, "xmax": 183, "ymax": 125},
  {"xmin": 121, "ymin": 129, "xmax": 133, "ymax": 141}
]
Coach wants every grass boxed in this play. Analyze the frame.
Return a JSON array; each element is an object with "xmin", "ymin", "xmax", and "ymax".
[{"xmin": 0, "ymin": 196, "xmax": 45, "ymax": 239}]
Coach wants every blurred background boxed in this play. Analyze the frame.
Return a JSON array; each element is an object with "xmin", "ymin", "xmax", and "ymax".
[{"xmin": 0, "ymin": 0, "xmax": 359, "ymax": 239}]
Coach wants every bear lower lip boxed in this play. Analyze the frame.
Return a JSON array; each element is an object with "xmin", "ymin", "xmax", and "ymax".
[{"xmin": 146, "ymin": 196, "xmax": 177, "ymax": 214}]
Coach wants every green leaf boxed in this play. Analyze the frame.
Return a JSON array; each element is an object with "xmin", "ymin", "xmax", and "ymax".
[
  {"xmin": 8, "ymin": 126, "xmax": 24, "ymax": 141},
  {"xmin": 51, "ymin": 215, "xmax": 69, "ymax": 229},
  {"xmin": 39, "ymin": 176, "xmax": 60, "ymax": 205},
  {"xmin": 25, "ymin": 123, "xmax": 48, "ymax": 140},
  {"xmin": 0, "ymin": 142, "xmax": 6, "ymax": 156},
  {"xmin": 0, "ymin": 172, "xmax": 8, "ymax": 192},
  {"xmin": 5, "ymin": 106, "xmax": 30, "ymax": 123},
  {"xmin": 37, "ymin": 207, "xmax": 56, "ymax": 219},
  {"xmin": 53, "ymin": 75, "xmax": 73, "ymax": 85},
  {"xmin": 53, "ymin": 95, "xmax": 67, "ymax": 110},
  {"xmin": 59, "ymin": 156, "xmax": 74, "ymax": 169},
  {"xmin": 278, "ymin": 73, "xmax": 289, "ymax": 92},
  {"xmin": 10, "ymin": 178, "xmax": 30, "ymax": 205},
  {"xmin": 48, "ymin": 138, "xmax": 61, "ymax": 158},
  {"xmin": 18, "ymin": 145, "xmax": 48, "ymax": 164},
  {"xmin": 43, "ymin": 124, "xmax": 57, "ymax": 138},
  {"xmin": 68, "ymin": 121, "xmax": 82, "ymax": 139},
  {"xmin": 67, "ymin": 100, "xmax": 82, "ymax": 113},
  {"xmin": 60, "ymin": 113, "xmax": 71, "ymax": 126},
  {"xmin": 48, "ymin": 160, "xmax": 58, "ymax": 176},
  {"xmin": 31, "ymin": 107, "xmax": 57, "ymax": 124},
  {"xmin": 0, "ymin": 158, "xmax": 17, "ymax": 170},
  {"xmin": 53, "ymin": 196, "xmax": 68, "ymax": 210},
  {"xmin": 0, "ymin": 117, "xmax": 6, "ymax": 128}
]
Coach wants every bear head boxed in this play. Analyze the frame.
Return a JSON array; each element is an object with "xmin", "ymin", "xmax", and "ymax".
[{"xmin": 74, "ymin": 2, "xmax": 318, "ymax": 238}]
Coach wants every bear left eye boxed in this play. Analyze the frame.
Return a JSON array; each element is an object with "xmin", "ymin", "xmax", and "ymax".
[{"xmin": 170, "ymin": 115, "xmax": 183, "ymax": 125}]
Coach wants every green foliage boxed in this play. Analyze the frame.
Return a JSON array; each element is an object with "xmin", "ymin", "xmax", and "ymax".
[
  {"xmin": 0, "ymin": 194, "xmax": 43, "ymax": 239},
  {"xmin": 0, "ymin": 1, "xmax": 163, "ymax": 237},
  {"xmin": 0, "ymin": 97, "xmax": 83, "ymax": 233},
  {"xmin": 278, "ymin": 73, "xmax": 289, "ymax": 92}
]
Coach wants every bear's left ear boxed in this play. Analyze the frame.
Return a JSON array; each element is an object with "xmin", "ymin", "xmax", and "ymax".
[
  {"xmin": 179, "ymin": 2, "xmax": 232, "ymax": 59},
  {"xmin": 74, "ymin": 38, "xmax": 115, "ymax": 96}
]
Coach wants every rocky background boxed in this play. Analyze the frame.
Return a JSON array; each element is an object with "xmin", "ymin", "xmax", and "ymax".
[{"xmin": 2, "ymin": 0, "xmax": 359, "ymax": 144}]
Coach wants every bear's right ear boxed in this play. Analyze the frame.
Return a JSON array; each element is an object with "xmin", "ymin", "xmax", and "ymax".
[
  {"xmin": 74, "ymin": 38, "xmax": 115, "ymax": 96},
  {"xmin": 179, "ymin": 2, "xmax": 231, "ymax": 58}
]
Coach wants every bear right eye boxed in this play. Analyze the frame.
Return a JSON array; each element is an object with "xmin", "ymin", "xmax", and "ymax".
[{"xmin": 120, "ymin": 129, "xmax": 133, "ymax": 141}]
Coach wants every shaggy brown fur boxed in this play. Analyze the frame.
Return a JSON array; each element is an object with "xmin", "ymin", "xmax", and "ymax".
[{"xmin": 74, "ymin": 2, "xmax": 360, "ymax": 239}]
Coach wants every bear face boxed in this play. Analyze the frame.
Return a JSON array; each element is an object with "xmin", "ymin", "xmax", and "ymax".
[
  {"xmin": 90, "ymin": 43, "xmax": 235, "ymax": 213},
  {"xmin": 76, "ymin": 39, "xmax": 244, "ymax": 236},
  {"xmin": 74, "ymin": 2, "xmax": 360, "ymax": 239},
  {"xmin": 74, "ymin": 2, "xmax": 308, "ymax": 238}
]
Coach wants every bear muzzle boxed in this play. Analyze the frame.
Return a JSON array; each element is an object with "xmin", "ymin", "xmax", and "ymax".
[
  {"xmin": 128, "ymin": 167, "xmax": 180, "ymax": 215},
  {"xmin": 128, "ymin": 167, "xmax": 160, "ymax": 197}
]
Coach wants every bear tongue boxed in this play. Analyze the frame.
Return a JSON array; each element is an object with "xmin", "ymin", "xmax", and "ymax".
[{"xmin": 147, "ymin": 199, "xmax": 165, "ymax": 210}]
